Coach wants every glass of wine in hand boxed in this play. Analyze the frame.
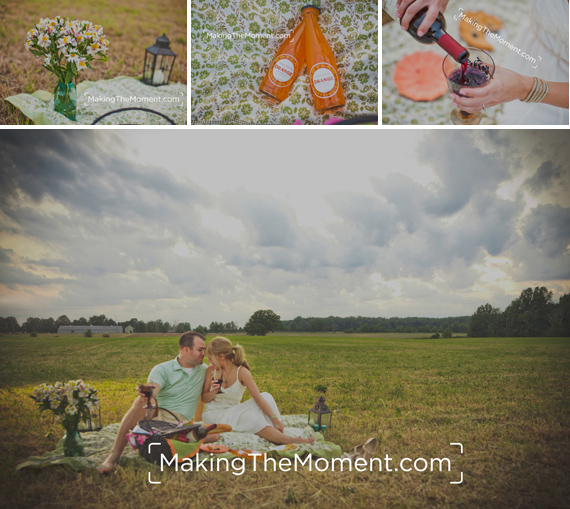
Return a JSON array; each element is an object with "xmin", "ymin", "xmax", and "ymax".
[
  {"xmin": 212, "ymin": 370, "xmax": 223, "ymax": 394},
  {"xmin": 442, "ymin": 48, "xmax": 495, "ymax": 125},
  {"xmin": 137, "ymin": 379, "xmax": 155, "ymax": 409}
]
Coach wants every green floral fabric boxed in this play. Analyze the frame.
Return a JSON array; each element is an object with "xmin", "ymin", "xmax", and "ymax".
[
  {"xmin": 191, "ymin": 0, "xmax": 378, "ymax": 125},
  {"xmin": 6, "ymin": 77, "xmax": 187, "ymax": 125},
  {"xmin": 382, "ymin": 0, "xmax": 529, "ymax": 125}
]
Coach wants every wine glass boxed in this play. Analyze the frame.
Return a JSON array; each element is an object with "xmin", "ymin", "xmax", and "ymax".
[
  {"xmin": 136, "ymin": 378, "xmax": 155, "ymax": 409},
  {"xmin": 442, "ymin": 47, "xmax": 495, "ymax": 125},
  {"xmin": 212, "ymin": 369, "xmax": 223, "ymax": 394}
]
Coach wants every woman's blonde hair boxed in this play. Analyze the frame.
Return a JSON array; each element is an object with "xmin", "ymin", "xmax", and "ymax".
[{"xmin": 206, "ymin": 336, "xmax": 250, "ymax": 370}]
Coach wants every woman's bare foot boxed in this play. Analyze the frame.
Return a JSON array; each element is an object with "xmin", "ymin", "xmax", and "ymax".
[{"xmin": 292, "ymin": 436, "xmax": 315, "ymax": 445}]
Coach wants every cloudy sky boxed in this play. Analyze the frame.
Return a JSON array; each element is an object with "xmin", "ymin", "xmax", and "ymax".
[{"xmin": 0, "ymin": 129, "xmax": 568, "ymax": 327}]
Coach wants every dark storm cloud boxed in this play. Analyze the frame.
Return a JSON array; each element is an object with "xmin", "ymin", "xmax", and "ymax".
[
  {"xmin": 0, "ymin": 262, "xmax": 69, "ymax": 288},
  {"xmin": 522, "ymin": 204, "xmax": 570, "ymax": 258},
  {"xmin": 0, "ymin": 132, "xmax": 205, "ymax": 223},
  {"xmin": 327, "ymin": 192, "xmax": 399, "ymax": 247},
  {"xmin": 318, "ymin": 129, "xmax": 565, "ymax": 291},
  {"xmin": 448, "ymin": 194, "xmax": 521, "ymax": 259},
  {"xmin": 524, "ymin": 161, "xmax": 563, "ymax": 194},
  {"xmin": 222, "ymin": 191, "xmax": 298, "ymax": 248},
  {"xmin": 416, "ymin": 131, "xmax": 511, "ymax": 217},
  {"xmin": 0, "ymin": 247, "xmax": 13, "ymax": 263},
  {"xmin": 0, "ymin": 131, "xmax": 213, "ymax": 296},
  {"xmin": 0, "ymin": 131, "xmax": 94, "ymax": 203},
  {"xmin": 220, "ymin": 190, "xmax": 331, "ymax": 272},
  {"xmin": 371, "ymin": 173, "xmax": 426, "ymax": 234}
]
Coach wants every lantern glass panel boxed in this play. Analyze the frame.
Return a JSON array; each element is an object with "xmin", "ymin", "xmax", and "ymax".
[
  {"xmin": 319, "ymin": 412, "xmax": 332, "ymax": 429},
  {"xmin": 309, "ymin": 409, "xmax": 320, "ymax": 428},
  {"xmin": 143, "ymin": 53, "xmax": 157, "ymax": 84}
]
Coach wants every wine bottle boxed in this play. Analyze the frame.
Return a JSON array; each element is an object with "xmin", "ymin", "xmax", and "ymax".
[
  {"xmin": 302, "ymin": 5, "xmax": 345, "ymax": 112},
  {"xmin": 191, "ymin": 423, "xmax": 217, "ymax": 441},
  {"xmin": 382, "ymin": 0, "xmax": 468, "ymax": 63},
  {"xmin": 259, "ymin": 15, "xmax": 306, "ymax": 102}
]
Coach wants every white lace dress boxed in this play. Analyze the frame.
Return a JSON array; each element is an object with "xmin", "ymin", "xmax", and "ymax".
[
  {"xmin": 201, "ymin": 367, "xmax": 281, "ymax": 434},
  {"xmin": 498, "ymin": 0, "xmax": 569, "ymax": 125}
]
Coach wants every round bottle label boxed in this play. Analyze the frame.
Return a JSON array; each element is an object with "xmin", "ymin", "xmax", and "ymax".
[
  {"xmin": 309, "ymin": 63, "xmax": 339, "ymax": 98},
  {"xmin": 269, "ymin": 54, "xmax": 298, "ymax": 87}
]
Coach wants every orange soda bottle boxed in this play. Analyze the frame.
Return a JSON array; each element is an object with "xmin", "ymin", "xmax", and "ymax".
[
  {"xmin": 302, "ymin": 5, "xmax": 345, "ymax": 111},
  {"xmin": 259, "ymin": 15, "xmax": 306, "ymax": 102}
]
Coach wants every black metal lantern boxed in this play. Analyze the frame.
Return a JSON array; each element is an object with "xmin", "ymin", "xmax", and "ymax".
[
  {"xmin": 78, "ymin": 406, "xmax": 102, "ymax": 433},
  {"xmin": 308, "ymin": 396, "xmax": 332, "ymax": 432},
  {"xmin": 142, "ymin": 33, "xmax": 177, "ymax": 86}
]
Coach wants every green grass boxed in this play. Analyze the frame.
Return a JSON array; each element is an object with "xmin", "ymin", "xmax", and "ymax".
[{"xmin": 0, "ymin": 334, "xmax": 569, "ymax": 507}]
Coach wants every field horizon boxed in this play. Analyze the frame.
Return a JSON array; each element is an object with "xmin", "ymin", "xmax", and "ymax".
[{"xmin": 0, "ymin": 333, "xmax": 568, "ymax": 507}]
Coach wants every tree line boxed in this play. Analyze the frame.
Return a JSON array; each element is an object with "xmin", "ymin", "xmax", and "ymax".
[
  {"xmin": 279, "ymin": 315, "xmax": 470, "ymax": 334},
  {"xmin": 2, "ymin": 286, "xmax": 568, "ymax": 337},
  {"xmin": 0, "ymin": 312, "xmax": 468, "ymax": 335},
  {"xmin": 468, "ymin": 287, "xmax": 570, "ymax": 337},
  {"xmin": 0, "ymin": 315, "xmax": 239, "ymax": 335}
]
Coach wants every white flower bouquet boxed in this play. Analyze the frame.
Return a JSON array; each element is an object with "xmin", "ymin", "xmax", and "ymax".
[
  {"xmin": 24, "ymin": 16, "xmax": 109, "ymax": 120},
  {"xmin": 25, "ymin": 16, "xmax": 109, "ymax": 83},
  {"xmin": 31, "ymin": 379, "xmax": 100, "ymax": 430}
]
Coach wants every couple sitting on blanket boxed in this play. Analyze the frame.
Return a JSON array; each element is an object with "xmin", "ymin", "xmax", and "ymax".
[{"xmin": 97, "ymin": 331, "xmax": 314, "ymax": 474}]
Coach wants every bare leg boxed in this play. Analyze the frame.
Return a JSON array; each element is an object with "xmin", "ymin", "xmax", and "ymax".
[
  {"xmin": 256, "ymin": 426, "xmax": 315, "ymax": 445},
  {"xmin": 96, "ymin": 396, "xmax": 149, "ymax": 474}
]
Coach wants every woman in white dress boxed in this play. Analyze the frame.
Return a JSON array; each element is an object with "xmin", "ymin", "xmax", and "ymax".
[{"xmin": 201, "ymin": 337, "xmax": 315, "ymax": 445}]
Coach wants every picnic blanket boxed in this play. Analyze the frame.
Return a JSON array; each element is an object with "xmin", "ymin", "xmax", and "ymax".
[
  {"xmin": 16, "ymin": 415, "xmax": 341, "ymax": 472},
  {"xmin": 5, "ymin": 76, "xmax": 187, "ymax": 125},
  {"xmin": 382, "ymin": 0, "xmax": 530, "ymax": 125},
  {"xmin": 191, "ymin": 0, "xmax": 378, "ymax": 125}
]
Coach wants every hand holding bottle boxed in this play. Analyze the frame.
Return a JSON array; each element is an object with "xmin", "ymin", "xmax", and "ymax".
[
  {"xmin": 383, "ymin": 0, "xmax": 467, "ymax": 63},
  {"xmin": 397, "ymin": 0, "xmax": 451, "ymax": 35}
]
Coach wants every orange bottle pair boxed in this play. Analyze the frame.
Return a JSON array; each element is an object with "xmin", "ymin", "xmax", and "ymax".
[{"xmin": 259, "ymin": 5, "xmax": 345, "ymax": 112}]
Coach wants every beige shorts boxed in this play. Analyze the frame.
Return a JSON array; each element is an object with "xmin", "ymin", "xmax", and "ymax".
[{"xmin": 151, "ymin": 408, "xmax": 190, "ymax": 423}]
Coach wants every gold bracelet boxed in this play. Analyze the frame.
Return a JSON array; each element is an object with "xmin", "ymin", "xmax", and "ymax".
[
  {"xmin": 269, "ymin": 413, "xmax": 277, "ymax": 420},
  {"xmin": 522, "ymin": 77, "xmax": 538, "ymax": 102},
  {"xmin": 522, "ymin": 77, "xmax": 549, "ymax": 103},
  {"xmin": 529, "ymin": 78, "xmax": 544, "ymax": 103},
  {"xmin": 535, "ymin": 78, "xmax": 549, "ymax": 103}
]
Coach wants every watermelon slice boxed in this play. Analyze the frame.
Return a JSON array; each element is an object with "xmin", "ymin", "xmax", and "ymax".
[{"xmin": 393, "ymin": 51, "xmax": 448, "ymax": 101}]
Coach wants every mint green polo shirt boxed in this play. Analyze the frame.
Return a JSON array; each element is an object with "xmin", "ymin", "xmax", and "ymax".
[{"xmin": 148, "ymin": 357, "xmax": 208, "ymax": 420}]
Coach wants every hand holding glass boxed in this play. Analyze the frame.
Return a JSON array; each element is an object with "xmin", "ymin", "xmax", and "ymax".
[
  {"xmin": 442, "ymin": 47, "xmax": 495, "ymax": 125},
  {"xmin": 136, "ymin": 379, "xmax": 155, "ymax": 409},
  {"xmin": 212, "ymin": 370, "xmax": 223, "ymax": 394}
]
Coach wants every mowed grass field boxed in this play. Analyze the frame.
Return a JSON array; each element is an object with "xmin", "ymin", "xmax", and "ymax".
[
  {"xmin": 0, "ymin": 0, "xmax": 186, "ymax": 124},
  {"xmin": 0, "ymin": 333, "xmax": 568, "ymax": 508}
]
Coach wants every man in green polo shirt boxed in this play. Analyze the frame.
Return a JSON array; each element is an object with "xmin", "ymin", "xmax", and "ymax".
[{"xmin": 97, "ymin": 331, "xmax": 216, "ymax": 474}]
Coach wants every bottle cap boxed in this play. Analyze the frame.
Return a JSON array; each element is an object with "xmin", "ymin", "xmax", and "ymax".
[{"xmin": 301, "ymin": 5, "xmax": 321, "ymax": 14}]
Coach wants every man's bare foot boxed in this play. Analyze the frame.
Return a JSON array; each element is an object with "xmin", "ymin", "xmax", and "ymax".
[
  {"xmin": 203, "ymin": 433, "xmax": 220, "ymax": 443},
  {"xmin": 96, "ymin": 455, "xmax": 118, "ymax": 475},
  {"xmin": 292, "ymin": 436, "xmax": 315, "ymax": 445}
]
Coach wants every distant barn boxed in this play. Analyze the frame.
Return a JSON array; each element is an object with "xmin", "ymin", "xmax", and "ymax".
[{"xmin": 58, "ymin": 325, "xmax": 123, "ymax": 334}]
